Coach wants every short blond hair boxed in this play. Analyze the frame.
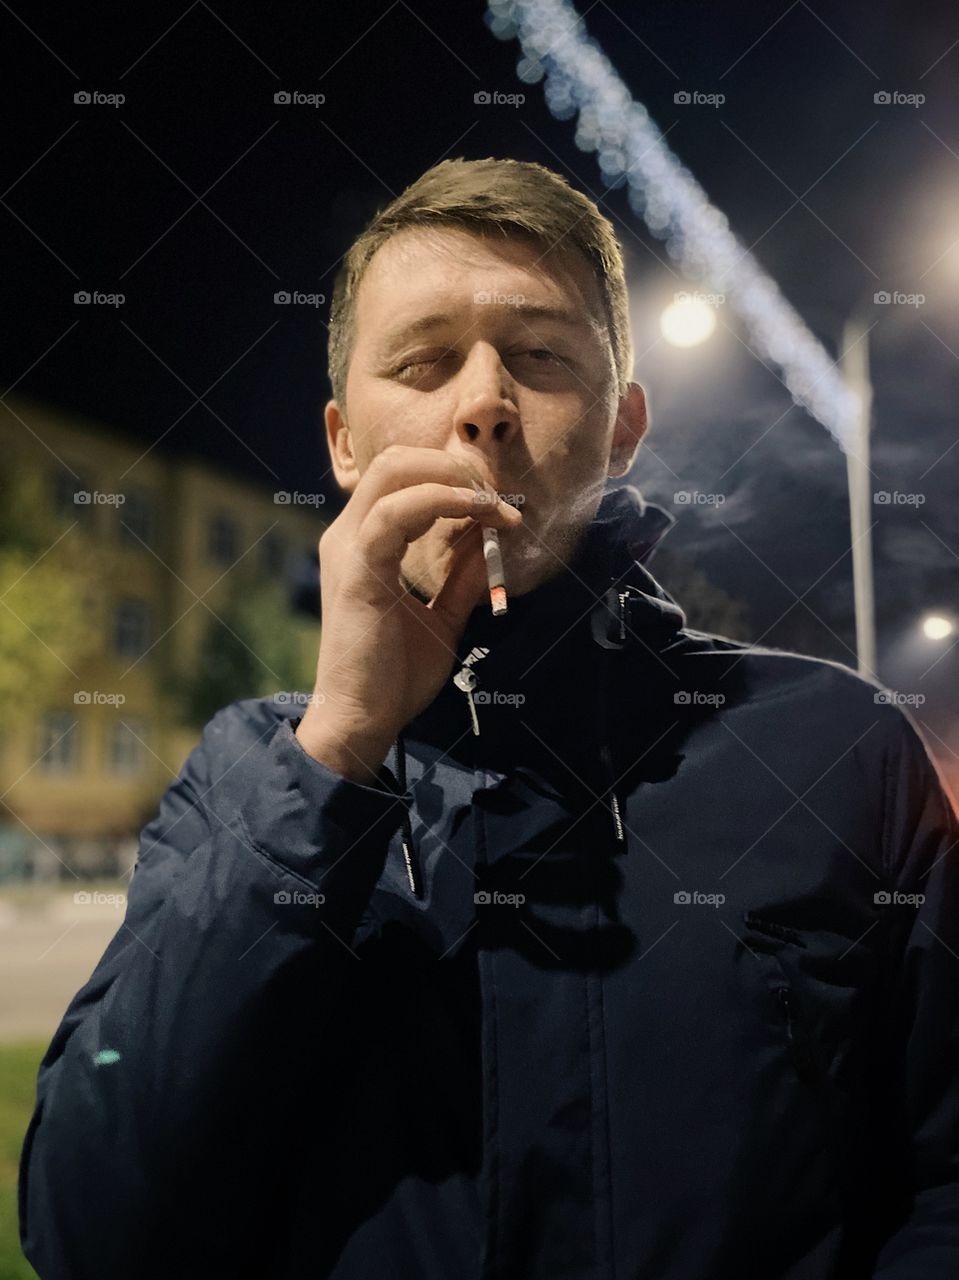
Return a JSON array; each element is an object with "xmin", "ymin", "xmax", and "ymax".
[{"xmin": 327, "ymin": 156, "xmax": 633, "ymax": 409}]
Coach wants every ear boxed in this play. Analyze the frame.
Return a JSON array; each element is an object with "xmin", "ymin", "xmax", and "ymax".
[
  {"xmin": 324, "ymin": 399, "xmax": 361, "ymax": 494},
  {"xmin": 607, "ymin": 382, "xmax": 649, "ymax": 479}
]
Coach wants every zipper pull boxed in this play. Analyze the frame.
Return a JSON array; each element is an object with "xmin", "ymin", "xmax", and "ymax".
[
  {"xmin": 453, "ymin": 666, "xmax": 481, "ymax": 736},
  {"xmin": 608, "ymin": 790, "xmax": 625, "ymax": 843},
  {"xmin": 401, "ymin": 835, "xmax": 420, "ymax": 897},
  {"xmin": 618, "ymin": 590, "xmax": 630, "ymax": 642}
]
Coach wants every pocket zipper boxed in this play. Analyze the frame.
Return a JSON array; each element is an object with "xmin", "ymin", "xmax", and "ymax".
[{"xmin": 776, "ymin": 984, "xmax": 820, "ymax": 1081}]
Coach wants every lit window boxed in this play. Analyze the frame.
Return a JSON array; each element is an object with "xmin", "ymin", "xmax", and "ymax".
[
  {"xmin": 207, "ymin": 513, "xmax": 239, "ymax": 564},
  {"xmin": 119, "ymin": 489, "xmax": 155, "ymax": 547},
  {"xmin": 108, "ymin": 718, "xmax": 147, "ymax": 776},
  {"xmin": 113, "ymin": 599, "xmax": 150, "ymax": 658},
  {"xmin": 52, "ymin": 470, "xmax": 93, "ymax": 522},
  {"xmin": 38, "ymin": 713, "xmax": 80, "ymax": 773},
  {"xmin": 260, "ymin": 530, "xmax": 286, "ymax": 576}
]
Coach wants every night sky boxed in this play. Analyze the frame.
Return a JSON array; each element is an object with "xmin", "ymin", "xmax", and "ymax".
[{"xmin": 2, "ymin": 0, "xmax": 957, "ymax": 739}]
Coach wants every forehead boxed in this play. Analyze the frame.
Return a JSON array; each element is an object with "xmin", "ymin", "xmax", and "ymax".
[{"xmin": 353, "ymin": 224, "xmax": 606, "ymax": 345}]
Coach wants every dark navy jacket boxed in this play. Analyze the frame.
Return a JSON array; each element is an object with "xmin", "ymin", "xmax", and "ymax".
[{"xmin": 19, "ymin": 486, "xmax": 959, "ymax": 1279}]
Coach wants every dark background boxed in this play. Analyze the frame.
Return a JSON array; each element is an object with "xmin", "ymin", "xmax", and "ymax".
[{"xmin": 2, "ymin": 0, "xmax": 957, "ymax": 746}]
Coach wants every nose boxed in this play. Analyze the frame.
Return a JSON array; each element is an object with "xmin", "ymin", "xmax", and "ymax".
[{"xmin": 454, "ymin": 343, "xmax": 520, "ymax": 448}]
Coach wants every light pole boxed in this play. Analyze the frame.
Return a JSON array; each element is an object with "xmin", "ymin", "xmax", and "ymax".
[{"xmin": 841, "ymin": 317, "xmax": 877, "ymax": 680}]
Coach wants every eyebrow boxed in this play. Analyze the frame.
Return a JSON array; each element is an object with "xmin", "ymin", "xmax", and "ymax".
[{"xmin": 373, "ymin": 303, "xmax": 603, "ymax": 357}]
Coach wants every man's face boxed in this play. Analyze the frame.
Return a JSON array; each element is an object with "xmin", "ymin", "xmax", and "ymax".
[{"xmin": 325, "ymin": 224, "xmax": 646, "ymax": 601}]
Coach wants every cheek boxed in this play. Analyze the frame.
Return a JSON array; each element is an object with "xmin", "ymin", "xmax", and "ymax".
[
  {"xmin": 530, "ymin": 402, "xmax": 611, "ymax": 473},
  {"xmin": 353, "ymin": 394, "xmax": 449, "ymax": 465}
]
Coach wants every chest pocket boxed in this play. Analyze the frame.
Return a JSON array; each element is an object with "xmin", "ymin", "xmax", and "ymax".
[{"xmin": 737, "ymin": 909, "xmax": 887, "ymax": 1201}]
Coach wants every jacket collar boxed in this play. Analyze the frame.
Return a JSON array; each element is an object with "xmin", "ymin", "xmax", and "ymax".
[
  {"xmin": 454, "ymin": 483, "xmax": 686, "ymax": 660},
  {"xmin": 395, "ymin": 485, "xmax": 687, "ymax": 897}
]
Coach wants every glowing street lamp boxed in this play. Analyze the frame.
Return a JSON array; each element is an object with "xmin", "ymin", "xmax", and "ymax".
[
  {"xmin": 659, "ymin": 297, "xmax": 717, "ymax": 348},
  {"xmin": 922, "ymin": 614, "xmax": 955, "ymax": 641}
]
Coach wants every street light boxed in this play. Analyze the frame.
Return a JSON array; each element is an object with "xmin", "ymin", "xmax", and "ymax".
[
  {"xmin": 660, "ymin": 297, "xmax": 717, "ymax": 348},
  {"xmin": 922, "ymin": 614, "xmax": 955, "ymax": 641}
]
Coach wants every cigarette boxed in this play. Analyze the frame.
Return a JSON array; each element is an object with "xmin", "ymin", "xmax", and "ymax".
[{"xmin": 482, "ymin": 525, "xmax": 508, "ymax": 616}]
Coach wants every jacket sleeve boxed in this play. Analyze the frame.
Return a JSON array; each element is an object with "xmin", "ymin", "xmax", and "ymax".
[
  {"xmin": 18, "ymin": 700, "xmax": 408, "ymax": 1280},
  {"xmin": 871, "ymin": 708, "xmax": 959, "ymax": 1277}
]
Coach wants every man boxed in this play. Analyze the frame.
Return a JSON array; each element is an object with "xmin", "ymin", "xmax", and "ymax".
[{"xmin": 19, "ymin": 157, "xmax": 959, "ymax": 1279}]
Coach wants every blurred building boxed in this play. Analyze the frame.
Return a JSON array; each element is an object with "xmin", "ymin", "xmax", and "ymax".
[{"xmin": 0, "ymin": 396, "xmax": 326, "ymax": 880}]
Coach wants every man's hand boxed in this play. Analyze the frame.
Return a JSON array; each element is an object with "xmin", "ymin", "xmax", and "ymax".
[{"xmin": 295, "ymin": 445, "xmax": 522, "ymax": 782}]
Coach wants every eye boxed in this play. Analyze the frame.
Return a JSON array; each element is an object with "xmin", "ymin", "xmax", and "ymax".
[
  {"xmin": 395, "ymin": 349, "xmax": 456, "ymax": 376},
  {"xmin": 523, "ymin": 349, "xmax": 565, "ymax": 364}
]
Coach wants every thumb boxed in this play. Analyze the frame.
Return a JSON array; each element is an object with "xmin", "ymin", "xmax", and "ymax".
[{"xmin": 428, "ymin": 524, "xmax": 488, "ymax": 630}]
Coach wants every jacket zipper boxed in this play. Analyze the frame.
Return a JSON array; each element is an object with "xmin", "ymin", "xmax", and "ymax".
[
  {"xmin": 453, "ymin": 645, "xmax": 490, "ymax": 737},
  {"xmin": 602, "ymin": 591, "xmax": 629, "ymax": 845}
]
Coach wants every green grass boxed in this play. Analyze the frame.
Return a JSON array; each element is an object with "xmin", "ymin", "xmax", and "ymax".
[{"xmin": 0, "ymin": 1042, "xmax": 44, "ymax": 1280}]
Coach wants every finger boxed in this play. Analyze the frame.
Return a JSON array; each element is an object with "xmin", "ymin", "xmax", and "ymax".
[
  {"xmin": 428, "ymin": 523, "xmax": 488, "ymax": 626},
  {"xmin": 353, "ymin": 482, "xmax": 521, "ymax": 580},
  {"xmin": 339, "ymin": 445, "xmax": 511, "ymax": 532}
]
